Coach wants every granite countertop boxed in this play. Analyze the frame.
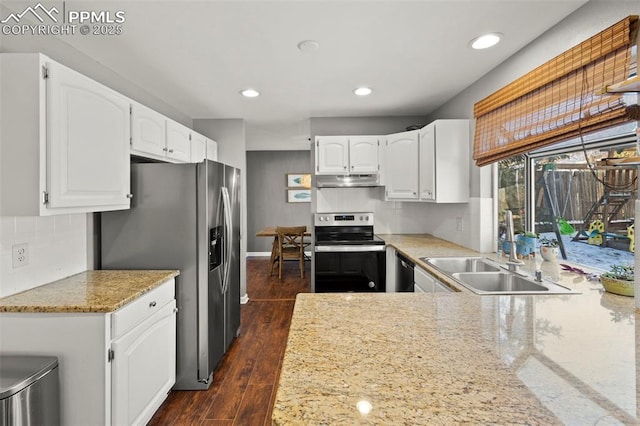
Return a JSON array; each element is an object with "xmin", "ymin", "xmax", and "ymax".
[
  {"xmin": 273, "ymin": 234, "xmax": 637, "ymax": 424},
  {"xmin": 0, "ymin": 270, "xmax": 179, "ymax": 313}
]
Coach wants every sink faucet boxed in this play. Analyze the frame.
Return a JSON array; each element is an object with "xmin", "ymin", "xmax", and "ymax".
[{"xmin": 504, "ymin": 210, "xmax": 524, "ymax": 272}]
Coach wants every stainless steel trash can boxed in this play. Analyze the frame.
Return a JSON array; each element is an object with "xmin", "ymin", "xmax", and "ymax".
[{"xmin": 0, "ymin": 356, "xmax": 60, "ymax": 426}]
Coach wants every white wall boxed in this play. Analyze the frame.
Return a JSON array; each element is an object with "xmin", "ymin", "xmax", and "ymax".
[
  {"xmin": 0, "ymin": 215, "xmax": 88, "ymax": 297},
  {"xmin": 193, "ymin": 119, "xmax": 248, "ymax": 302}
]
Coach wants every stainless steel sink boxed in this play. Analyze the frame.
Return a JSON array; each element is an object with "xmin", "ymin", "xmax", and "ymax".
[
  {"xmin": 421, "ymin": 256, "xmax": 578, "ymax": 295},
  {"xmin": 422, "ymin": 257, "xmax": 500, "ymax": 274},
  {"xmin": 452, "ymin": 272, "xmax": 551, "ymax": 294}
]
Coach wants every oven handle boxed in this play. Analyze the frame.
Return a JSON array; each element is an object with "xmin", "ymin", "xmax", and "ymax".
[{"xmin": 314, "ymin": 245, "xmax": 386, "ymax": 252}]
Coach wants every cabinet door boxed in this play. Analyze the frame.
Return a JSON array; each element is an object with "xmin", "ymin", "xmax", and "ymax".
[
  {"xmin": 385, "ymin": 131, "xmax": 419, "ymax": 199},
  {"xmin": 190, "ymin": 132, "xmax": 207, "ymax": 163},
  {"xmin": 166, "ymin": 120, "xmax": 191, "ymax": 162},
  {"xmin": 206, "ymin": 138, "xmax": 218, "ymax": 161},
  {"xmin": 415, "ymin": 266, "xmax": 435, "ymax": 292},
  {"xmin": 112, "ymin": 300, "xmax": 176, "ymax": 426},
  {"xmin": 349, "ymin": 136, "xmax": 379, "ymax": 173},
  {"xmin": 316, "ymin": 136, "xmax": 349, "ymax": 174},
  {"xmin": 131, "ymin": 103, "xmax": 166, "ymax": 158},
  {"xmin": 46, "ymin": 61, "xmax": 130, "ymax": 210},
  {"xmin": 419, "ymin": 123, "xmax": 436, "ymax": 201}
]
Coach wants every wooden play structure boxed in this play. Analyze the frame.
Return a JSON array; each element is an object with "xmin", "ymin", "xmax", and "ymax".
[
  {"xmin": 572, "ymin": 164, "xmax": 637, "ymax": 250},
  {"xmin": 535, "ymin": 162, "xmax": 637, "ymax": 258}
]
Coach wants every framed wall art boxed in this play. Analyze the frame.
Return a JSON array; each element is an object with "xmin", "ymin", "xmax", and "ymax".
[
  {"xmin": 286, "ymin": 173, "xmax": 311, "ymax": 189},
  {"xmin": 287, "ymin": 189, "xmax": 311, "ymax": 203}
]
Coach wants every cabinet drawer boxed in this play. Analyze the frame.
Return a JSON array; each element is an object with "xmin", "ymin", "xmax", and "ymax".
[{"xmin": 112, "ymin": 279, "xmax": 175, "ymax": 338}]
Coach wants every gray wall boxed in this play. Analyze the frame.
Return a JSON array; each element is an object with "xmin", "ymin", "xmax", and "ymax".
[
  {"xmin": 247, "ymin": 151, "xmax": 312, "ymax": 253},
  {"xmin": 310, "ymin": 116, "xmax": 427, "ymax": 137}
]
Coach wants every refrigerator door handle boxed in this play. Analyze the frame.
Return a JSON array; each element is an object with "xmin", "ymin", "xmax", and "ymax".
[
  {"xmin": 221, "ymin": 186, "xmax": 232, "ymax": 294},
  {"xmin": 216, "ymin": 188, "xmax": 226, "ymax": 294}
]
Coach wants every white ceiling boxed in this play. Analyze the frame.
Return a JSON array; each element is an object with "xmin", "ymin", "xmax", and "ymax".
[{"xmin": 4, "ymin": 0, "xmax": 590, "ymax": 146}]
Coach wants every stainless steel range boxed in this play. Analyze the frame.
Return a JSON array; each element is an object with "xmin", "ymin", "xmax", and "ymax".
[{"xmin": 312, "ymin": 212, "xmax": 386, "ymax": 292}]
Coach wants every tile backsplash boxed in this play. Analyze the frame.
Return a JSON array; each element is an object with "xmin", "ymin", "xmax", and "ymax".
[{"xmin": 0, "ymin": 214, "xmax": 88, "ymax": 298}]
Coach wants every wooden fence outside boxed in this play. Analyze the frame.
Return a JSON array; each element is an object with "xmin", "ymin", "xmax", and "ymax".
[{"xmin": 535, "ymin": 167, "xmax": 636, "ymax": 228}]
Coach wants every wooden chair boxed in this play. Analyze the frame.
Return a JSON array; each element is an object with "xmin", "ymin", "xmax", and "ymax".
[{"xmin": 271, "ymin": 226, "xmax": 306, "ymax": 279}]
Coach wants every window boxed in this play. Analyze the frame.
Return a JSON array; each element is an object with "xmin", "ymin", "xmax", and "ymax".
[{"xmin": 498, "ymin": 123, "xmax": 637, "ymax": 270}]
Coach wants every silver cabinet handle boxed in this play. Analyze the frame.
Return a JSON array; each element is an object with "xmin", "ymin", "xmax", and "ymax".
[
  {"xmin": 126, "ymin": 194, "xmax": 133, "ymax": 199},
  {"xmin": 149, "ymin": 301, "xmax": 157, "ymax": 308},
  {"xmin": 168, "ymin": 149, "xmax": 174, "ymax": 153},
  {"xmin": 162, "ymin": 147, "xmax": 168, "ymax": 152}
]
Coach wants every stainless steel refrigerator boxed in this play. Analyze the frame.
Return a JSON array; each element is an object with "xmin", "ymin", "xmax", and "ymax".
[{"xmin": 101, "ymin": 160, "xmax": 241, "ymax": 390}]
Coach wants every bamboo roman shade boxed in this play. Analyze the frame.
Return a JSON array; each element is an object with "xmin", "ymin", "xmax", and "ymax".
[{"xmin": 473, "ymin": 15, "xmax": 640, "ymax": 167}]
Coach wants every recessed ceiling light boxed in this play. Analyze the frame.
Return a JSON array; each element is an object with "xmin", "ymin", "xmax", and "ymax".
[
  {"xmin": 297, "ymin": 40, "xmax": 320, "ymax": 52},
  {"xmin": 469, "ymin": 33, "xmax": 502, "ymax": 50},
  {"xmin": 353, "ymin": 87, "xmax": 372, "ymax": 96},
  {"xmin": 240, "ymin": 88, "xmax": 260, "ymax": 98}
]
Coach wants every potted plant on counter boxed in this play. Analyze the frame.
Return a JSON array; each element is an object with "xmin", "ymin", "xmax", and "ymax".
[
  {"xmin": 516, "ymin": 232, "xmax": 538, "ymax": 257},
  {"xmin": 600, "ymin": 263, "xmax": 634, "ymax": 297},
  {"xmin": 539, "ymin": 236, "xmax": 560, "ymax": 261}
]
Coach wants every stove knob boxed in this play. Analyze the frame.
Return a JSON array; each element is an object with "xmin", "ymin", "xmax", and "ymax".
[
  {"xmin": 359, "ymin": 215, "xmax": 363, "ymax": 221},
  {"xmin": 365, "ymin": 215, "xmax": 369, "ymax": 221},
  {"xmin": 319, "ymin": 217, "xmax": 324, "ymax": 221}
]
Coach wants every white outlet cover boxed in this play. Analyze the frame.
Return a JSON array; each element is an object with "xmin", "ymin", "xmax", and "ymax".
[{"xmin": 12, "ymin": 243, "xmax": 29, "ymax": 268}]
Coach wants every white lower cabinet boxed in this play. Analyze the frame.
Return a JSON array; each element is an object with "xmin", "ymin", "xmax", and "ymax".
[
  {"xmin": 112, "ymin": 300, "xmax": 176, "ymax": 426},
  {"xmin": 415, "ymin": 266, "xmax": 452, "ymax": 293},
  {"xmin": 0, "ymin": 278, "xmax": 176, "ymax": 426}
]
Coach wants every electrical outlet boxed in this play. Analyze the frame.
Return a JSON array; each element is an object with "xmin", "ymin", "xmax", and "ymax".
[
  {"xmin": 12, "ymin": 243, "xmax": 29, "ymax": 268},
  {"xmin": 456, "ymin": 217, "xmax": 464, "ymax": 232}
]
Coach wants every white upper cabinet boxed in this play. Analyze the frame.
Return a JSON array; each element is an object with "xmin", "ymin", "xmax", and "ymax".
[
  {"xmin": 419, "ymin": 124, "xmax": 436, "ymax": 201},
  {"xmin": 0, "ymin": 53, "xmax": 131, "ymax": 216},
  {"xmin": 316, "ymin": 136, "xmax": 350, "ymax": 174},
  {"xmin": 384, "ymin": 121, "xmax": 469, "ymax": 203},
  {"xmin": 418, "ymin": 120, "xmax": 469, "ymax": 203},
  {"xmin": 190, "ymin": 132, "xmax": 207, "ymax": 163},
  {"xmin": 131, "ymin": 102, "xmax": 210, "ymax": 164},
  {"xmin": 131, "ymin": 103, "xmax": 166, "ymax": 158},
  {"xmin": 206, "ymin": 138, "xmax": 218, "ymax": 161},
  {"xmin": 165, "ymin": 120, "xmax": 191, "ymax": 162},
  {"xmin": 315, "ymin": 135, "xmax": 380, "ymax": 175},
  {"xmin": 348, "ymin": 136, "xmax": 379, "ymax": 173},
  {"xmin": 385, "ymin": 130, "xmax": 419, "ymax": 199}
]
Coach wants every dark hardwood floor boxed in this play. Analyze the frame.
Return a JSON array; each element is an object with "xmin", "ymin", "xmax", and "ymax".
[{"xmin": 148, "ymin": 257, "xmax": 311, "ymax": 426}]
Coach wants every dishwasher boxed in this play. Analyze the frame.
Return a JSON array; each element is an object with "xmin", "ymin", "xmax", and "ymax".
[{"xmin": 396, "ymin": 252, "xmax": 415, "ymax": 292}]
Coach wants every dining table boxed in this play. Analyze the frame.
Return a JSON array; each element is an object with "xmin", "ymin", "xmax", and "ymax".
[
  {"xmin": 255, "ymin": 226, "xmax": 312, "ymax": 238},
  {"xmin": 256, "ymin": 226, "xmax": 312, "ymax": 261}
]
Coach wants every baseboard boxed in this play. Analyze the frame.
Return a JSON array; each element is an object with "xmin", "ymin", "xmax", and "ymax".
[
  {"xmin": 247, "ymin": 252, "xmax": 271, "ymax": 257},
  {"xmin": 246, "ymin": 251, "xmax": 312, "ymax": 257},
  {"xmin": 240, "ymin": 293, "xmax": 249, "ymax": 304}
]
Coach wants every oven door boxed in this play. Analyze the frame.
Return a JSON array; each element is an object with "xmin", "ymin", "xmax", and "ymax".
[{"xmin": 314, "ymin": 245, "xmax": 386, "ymax": 292}]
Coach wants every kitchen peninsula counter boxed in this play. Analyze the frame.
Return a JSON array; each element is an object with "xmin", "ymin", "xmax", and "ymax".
[
  {"xmin": 273, "ymin": 234, "xmax": 638, "ymax": 424},
  {"xmin": 0, "ymin": 270, "xmax": 179, "ymax": 313}
]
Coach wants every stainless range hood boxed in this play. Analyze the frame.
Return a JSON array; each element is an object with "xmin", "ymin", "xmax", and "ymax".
[{"xmin": 315, "ymin": 174, "xmax": 380, "ymax": 188}]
